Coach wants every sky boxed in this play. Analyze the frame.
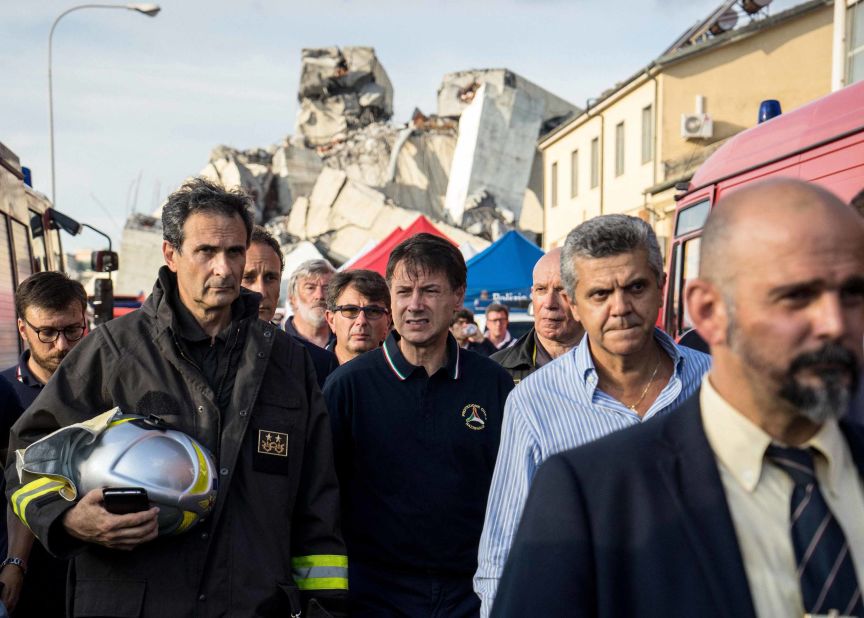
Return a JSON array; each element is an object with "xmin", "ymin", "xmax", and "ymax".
[{"xmin": 1, "ymin": 0, "xmax": 799, "ymax": 253}]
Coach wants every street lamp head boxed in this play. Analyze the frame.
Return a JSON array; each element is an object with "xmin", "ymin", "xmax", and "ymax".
[{"xmin": 127, "ymin": 3, "xmax": 161, "ymax": 16}]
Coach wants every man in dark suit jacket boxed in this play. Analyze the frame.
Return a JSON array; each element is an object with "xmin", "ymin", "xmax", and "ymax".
[{"xmin": 493, "ymin": 179, "xmax": 864, "ymax": 617}]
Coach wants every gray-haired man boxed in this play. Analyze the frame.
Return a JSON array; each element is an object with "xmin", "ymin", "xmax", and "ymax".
[
  {"xmin": 286, "ymin": 259, "xmax": 336, "ymax": 348},
  {"xmin": 474, "ymin": 214, "xmax": 712, "ymax": 616}
]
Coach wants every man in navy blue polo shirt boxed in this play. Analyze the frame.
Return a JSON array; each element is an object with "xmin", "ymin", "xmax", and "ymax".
[
  {"xmin": 324, "ymin": 233, "xmax": 514, "ymax": 617},
  {"xmin": 0, "ymin": 271, "xmax": 87, "ymax": 617}
]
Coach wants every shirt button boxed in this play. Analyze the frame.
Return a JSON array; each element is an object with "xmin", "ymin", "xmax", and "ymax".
[
  {"xmin": 263, "ymin": 330, "xmax": 272, "ymax": 338},
  {"xmin": 197, "ymin": 406, "xmax": 205, "ymax": 414},
  {"xmin": 198, "ymin": 594, "xmax": 206, "ymax": 602},
  {"xmin": 201, "ymin": 531, "xmax": 209, "ymax": 540},
  {"xmin": 257, "ymin": 352, "xmax": 266, "ymax": 359},
  {"xmin": 239, "ymin": 409, "xmax": 247, "ymax": 417},
  {"xmin": 220, "ymin": 468, "xmax": 229, "ymax": 476}
]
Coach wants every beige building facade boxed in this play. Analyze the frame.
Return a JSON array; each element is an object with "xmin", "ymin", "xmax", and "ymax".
[{"xmin": 540, "ymin": 0, "xmax": 835, "ymax": 251}]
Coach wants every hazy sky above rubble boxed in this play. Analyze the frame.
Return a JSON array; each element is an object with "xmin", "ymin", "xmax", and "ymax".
[{"xmin": 1, "ymin": 0, "xmax": 799, "ymax": 255}]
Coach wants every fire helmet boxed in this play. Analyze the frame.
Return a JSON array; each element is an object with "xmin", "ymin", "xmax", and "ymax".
[{"xmin": 70, "ymin": 415, "xmax": 218, "ymax": 535}]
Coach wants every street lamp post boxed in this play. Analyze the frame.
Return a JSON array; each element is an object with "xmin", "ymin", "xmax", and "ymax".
[{"xmin": 48, "ymin": 3, "xmax": 161, "ymax": 205}]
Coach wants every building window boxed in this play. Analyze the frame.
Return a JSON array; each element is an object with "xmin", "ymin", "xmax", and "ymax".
[
  {"xmin": 641, "ymin": 105, "xmax": 654, "ymax": 164},
  {"xmin": 551, "ymin": 162, "xmax": 559, "ymax": 208},
  {"xmin": 615, "ymin": 122, "xmax": 625, "ymax": 177},
  {"xmin": 570, "ymin": 150, "xmax": 578, "ymax": 198},
  {"xmin": 590, "ymin": 138, "xmax": 599, "ymax": 189}
]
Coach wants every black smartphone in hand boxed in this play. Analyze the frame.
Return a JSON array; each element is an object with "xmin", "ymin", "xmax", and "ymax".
[{"xmin": 102, "ymin": 487, "xmax": 150, "ymax": 515}]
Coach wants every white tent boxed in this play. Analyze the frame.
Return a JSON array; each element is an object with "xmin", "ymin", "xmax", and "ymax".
[{"xmin": 338, "ymin": 239, "xmax": 377, "ymax": 272}]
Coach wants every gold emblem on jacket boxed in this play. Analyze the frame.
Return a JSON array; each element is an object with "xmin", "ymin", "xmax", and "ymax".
[
  {"xmin": 258, "ymin": 430, "xmax": 288, "ymax": 456},
  {"xmin": 461, "ymin": 404, "xmax": 487, "ymax": 431}
]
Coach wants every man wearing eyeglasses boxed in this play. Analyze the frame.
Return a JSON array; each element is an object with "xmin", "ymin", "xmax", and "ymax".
[
  {"xmin": 3, "ymin": 272, "xmax": 87, "ymax": 403},
  {"xmin": 0, "ymin": 271, "xmax": 86, "ymax": 617},
  {"xmin": 325, "ymin": 270, "xmax": 391, "ymax": 365}
]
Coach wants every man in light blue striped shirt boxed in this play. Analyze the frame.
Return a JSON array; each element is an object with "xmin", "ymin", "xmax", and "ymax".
[{"xmin": 474, "ymin": 214, "xmax": 711, "ymax": 616}]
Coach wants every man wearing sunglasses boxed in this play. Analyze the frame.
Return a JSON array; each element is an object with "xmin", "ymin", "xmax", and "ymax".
[
  {"xmin": 325, "ymin": 270, "xmax": 391, "ymax": 365},
  {"xmin": 0, "ymin": 271, "xmax": 87, "ymax": 617}
]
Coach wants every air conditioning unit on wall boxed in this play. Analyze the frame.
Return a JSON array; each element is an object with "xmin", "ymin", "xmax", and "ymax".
[{"xmin": 681, "ymin": 113, "xmax": 713, "ymax": 139}]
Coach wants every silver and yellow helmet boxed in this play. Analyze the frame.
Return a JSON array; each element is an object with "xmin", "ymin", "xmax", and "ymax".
[{"xmin": 70, "ymin": 415, "xmax": 217, "ymax": 535}]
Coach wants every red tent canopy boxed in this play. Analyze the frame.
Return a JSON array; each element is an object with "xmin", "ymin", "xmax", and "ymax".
[{"xmin": 348, "ymin": 215, "xmax": 456, "ymax": 275}]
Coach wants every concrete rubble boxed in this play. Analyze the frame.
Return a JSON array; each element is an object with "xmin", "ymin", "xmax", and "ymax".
[
  {"xmin": 297, "ymin": 46, "xmax": 393, "ymax": 147},
  {"xmin": 117, "ymin": 48, "xmax": 578, "ymax": 291},
  {"xmin": 201, "ymin": 139, "xmax": 322, "ymax": 223},
  {"xmin": 277, "ymin": 166, "xmax": 489, "ymax": 264},
  {"xmin": 317, "ymin": 114, "xmax": 459, "ymax": 221}
]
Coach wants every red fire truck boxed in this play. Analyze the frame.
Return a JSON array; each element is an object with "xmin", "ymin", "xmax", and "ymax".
[
  {"xmin": 0, "ymin": 142, "xmax": 65, "ymax": 368},
  {"xmin": 662, "ymin": 80, "xmax": 864, "ymax": 340}
]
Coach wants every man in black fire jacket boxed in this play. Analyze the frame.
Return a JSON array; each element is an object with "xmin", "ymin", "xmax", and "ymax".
[{"xmin": 5, "ymin": 178, "xmax": 347, "ymax": 617}]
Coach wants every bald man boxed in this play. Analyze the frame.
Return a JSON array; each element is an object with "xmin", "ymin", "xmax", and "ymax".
[
  {"xmin": 492, "ymin": 179, "xmax": 864, "ymax": 618},
  {"xmin": 490, "ymin": 248, "xmax": 584, "ymax": 384}
]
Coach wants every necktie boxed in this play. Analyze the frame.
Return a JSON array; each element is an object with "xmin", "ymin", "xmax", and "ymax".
[{"xmin": 765, "ymin": 445, "xmax": 864, "ymax": 616}]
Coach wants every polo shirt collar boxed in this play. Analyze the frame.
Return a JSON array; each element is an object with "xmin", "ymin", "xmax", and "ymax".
[
  {"xmin": 16, "ymin": 350, "xmax": 43, "ymax": 387},
  {"xmin": 495, "ymin": 330, "xmax": 514, "ymax": 349},
  {"xmin": 382, "ymin": 330, "xmax": 461, "ymax": 381}
]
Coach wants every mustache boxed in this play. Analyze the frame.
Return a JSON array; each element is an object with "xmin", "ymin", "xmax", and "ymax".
[
  {"xmin": 780, "ymin": 343, "xmax": 860, "ymax": 422},
  {"xmin": 789, "ymin": 343, "xmax": 859, "ymax": 378},
  {"xmin": 206, "ymin": 278, "xmax": 235, "ymax": 287},
  {"xmin": 607, "ymin": 319, "xmax": 639, "ymax": 330}
]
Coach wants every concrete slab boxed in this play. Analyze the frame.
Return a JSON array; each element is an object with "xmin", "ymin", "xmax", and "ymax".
[
  {"xmin": 305, "ymin": 167, "xmax": 348, "ymax": 238},
  {"xmin": 444, "ymin": 82, "xmax": 545, "ymax": 229},
  {"xmin": 437, "ymin": 68, "xmax": 579, "ymax": 123}
]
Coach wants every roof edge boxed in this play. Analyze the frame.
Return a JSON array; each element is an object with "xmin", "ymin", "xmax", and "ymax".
[{"xmin": 538, "ymin": 0, "xmax": 830, "ymax": 149}]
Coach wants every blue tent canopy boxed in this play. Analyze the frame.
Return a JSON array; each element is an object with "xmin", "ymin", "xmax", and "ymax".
[{"xmin": 464, "ymin": 230, "xmax": 544, "ymax": 312}]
